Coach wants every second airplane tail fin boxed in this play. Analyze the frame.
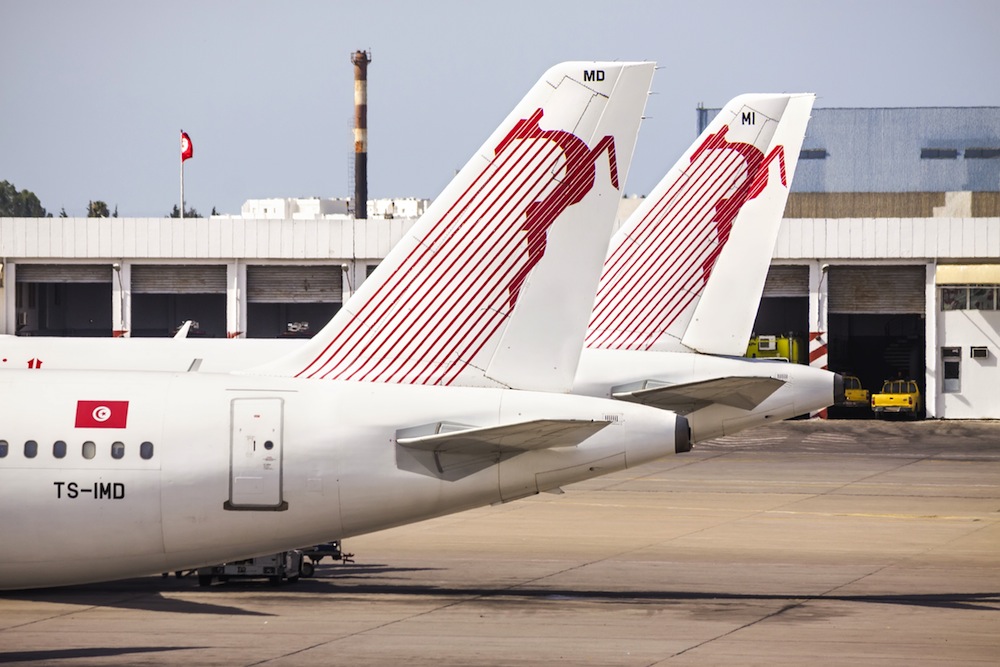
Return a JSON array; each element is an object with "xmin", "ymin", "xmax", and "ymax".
[
  {"xmin": 585, "ymin": 93, "xmax": 815, "ymax": 356},
  {"xmin": 250, "ymin": 62, "xmax": 654, "ymax": 390}
]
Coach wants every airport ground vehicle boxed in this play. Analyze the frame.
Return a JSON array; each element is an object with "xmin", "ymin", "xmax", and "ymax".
[
  {"xmin": 197, "ymin": 550, "xmax": 304, "ymax": 586},
  {"xmin": 195, "ymin": 542, "xmax": 352, "ymax": 583},
  {"xmin": 840, "ymin": 375, "xmax": 870, "ymax": 408},
  {"xmin": 871, "ymin": 379, "xmax": 922, "ymax": 418},
  {"xmin": 746, "ymin": 334, "xmax": 806, "ymax": 364},
  {"xmin": 300, "ymin": 541, "xmax": 354, "ymax": 576}
]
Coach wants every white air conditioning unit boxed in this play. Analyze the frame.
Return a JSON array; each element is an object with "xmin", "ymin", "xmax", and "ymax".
[
  {"xmin": 971, "ymin": 346, "xmax": 989, "ymax": 359},
  {"xmin": 758, "ymin": 335, "xmax": 777, "ymax": 351}
]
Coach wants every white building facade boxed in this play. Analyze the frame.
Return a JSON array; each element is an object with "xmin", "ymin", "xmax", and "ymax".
[
  {"xmin": 768, "ymin": 217, "xmax": 1000, "ymax": 419},
  {"xmin": 1, "ymin": 212, "xmax": 997, "ymax": 419}
]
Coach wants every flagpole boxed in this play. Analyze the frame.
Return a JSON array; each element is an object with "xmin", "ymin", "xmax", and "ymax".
[{"xmin": 180, "ymin": 129, "xmax": 185, "ymax": 220}]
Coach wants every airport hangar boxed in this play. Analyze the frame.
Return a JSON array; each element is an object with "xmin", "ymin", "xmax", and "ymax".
[{"xmin": 0, "ymin": 106, "xmax": 998, "ymax": 419}]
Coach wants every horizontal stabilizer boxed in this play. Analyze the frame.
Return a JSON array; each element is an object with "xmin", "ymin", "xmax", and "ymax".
[
  {"xmin": 397, "ymin": 419, "xmax": 611, "ymax": 455},
  {"xmin": 396, "ymin": 419, "xmax": 611, "ymax": 481},
  {"xmin": 612, "ymin": 376, "xmax": 784, "ymax": 414}
]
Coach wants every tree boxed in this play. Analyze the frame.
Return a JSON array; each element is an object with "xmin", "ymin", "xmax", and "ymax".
[
  {"xmin": 0, "ymin": 180, "xmax": 49, "ymax": 217},
  {"xmin": 59, "ymin": 208, "xmax": 68, "ymax": 218},
  {"xmin": 87, "ymin": 200, "xmax": 110, "ymax": 218},
  {"xmin": 168, "ymin": 204, "xmax": 202, "ymax": 218}
]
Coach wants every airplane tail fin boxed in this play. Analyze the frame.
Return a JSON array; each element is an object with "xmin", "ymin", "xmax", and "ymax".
[
  {"xmin": 585, "ymin": 93, "xmax": 815, "ymax": 355},
  {"xmin": 249, "ymin": 62, "xmax": 655, "ymax": 390}
]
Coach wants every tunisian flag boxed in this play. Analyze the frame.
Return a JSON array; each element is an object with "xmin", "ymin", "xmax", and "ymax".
[
  {"xmin": 181, "ymin": 131, "xmax": 194, "ymax": 161},
  {"xmin": 75, "ymin": 400, "xmax": 130, "ymax": 429}
]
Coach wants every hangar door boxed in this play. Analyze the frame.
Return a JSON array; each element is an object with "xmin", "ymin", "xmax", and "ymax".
[
  {"xmin": 15, "ymin": 264, "xmax": 112, "ymax": 336},
  {"xmin": 752, "ymin": 265, "xmax": 809, "ymax": 342},
  {"xmin": 246, "ymin": 265, "xmax": 342, "ymax": 338},
  {"xmin": 827, "ymin": 266, "xmax": 926, "ymax": 416},
  {"xmin": 828, "ymin": 266, "xmax": 925, "ymax": 314},
  {"xmin": 131, "ymin": 265, "xmax": 227, "ymax": 337}
]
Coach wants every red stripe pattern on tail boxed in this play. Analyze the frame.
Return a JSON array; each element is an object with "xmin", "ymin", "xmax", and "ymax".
[
  {"xmin": 585, "ymin": 125, "xmax": 786, "ymax": 351},
  {"xmin": 295, "ymin": 108, "xmax": 619, "ymax": 385}
]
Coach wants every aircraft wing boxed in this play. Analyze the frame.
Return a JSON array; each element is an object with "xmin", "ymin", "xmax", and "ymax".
[
  {"xmin": 397, "ymin": 419, "xmax": 611, "ymax": 456},
  {"xmin": 612, "ymin": 377, "xmax": 785, "ymax": 414}
]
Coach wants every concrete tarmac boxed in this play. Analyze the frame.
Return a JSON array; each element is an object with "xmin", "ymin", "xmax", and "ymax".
[{"xmin": 1, "ymin": 419, "xmax": 998, "ymax": 666}]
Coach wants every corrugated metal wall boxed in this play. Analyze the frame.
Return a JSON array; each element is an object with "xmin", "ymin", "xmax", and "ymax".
[
  {"xmin": 784, "ymin": 193, "xmax": 946, "ymax": 218},
  {"xmin": 699, "ymin": 106, "xmax": 1000, "ymax": 194},
  {"xmin": 0, "ymin": 217, "xmax": 419, "ymax": 260},
  {"xmin": 972, "ymin": 192, "xmax": 1000, "ymax": 217},
  {"xmin": 784, "ymin": 192, "xmax": 1000, "ymax": 218},
  {"xmin": 772, "ymin": 218, "xmax": 1000, "ymax": 260}
]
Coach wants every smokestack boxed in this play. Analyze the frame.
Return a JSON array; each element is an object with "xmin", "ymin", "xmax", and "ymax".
[{"xmin": 351, "ymin": 49, "xmax": 371, "ymax": 219}]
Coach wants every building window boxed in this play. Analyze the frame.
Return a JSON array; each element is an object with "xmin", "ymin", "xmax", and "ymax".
[
  {"xmin": 940, "ymin": 287, "xmax": 968, "ymax": 310},
  {"xmin": 921, "ymin": 148, "xmax": 959, "ymax": 159},
  {"xmin": 941, "ymin": 285, "xmax": 999, "ymax": 311},
  {"xmin": 799, "ymin": 148, "xmax": 828, "ymax": 160},
  {"xmin": 965, "ymin": 148, "xmax": 1000, "ymax": 159},
  {"xmin": 970, "ymin": 288, "xmax": 996, "ymax": 310}
]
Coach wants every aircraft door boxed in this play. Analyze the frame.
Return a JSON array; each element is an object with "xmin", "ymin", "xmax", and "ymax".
[{"xmin": 226, "ymin": 398, "xmax": 288, "ymax": 511}]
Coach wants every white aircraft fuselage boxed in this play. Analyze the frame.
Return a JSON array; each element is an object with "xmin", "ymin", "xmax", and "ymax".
[
  {"xmin": 574, "ymin": 349, "xmax": 839, "ymax": 442},
  {"xmin": 0, "ymin": 369, "xmax": 685, "ymax": 590},
  {"xmin": 0, "ymin": 336, "xmax": 299, "ymax": 374},
  {"xmin": 0, "ymin": 335, "xmax": 839, "ymax": 443}
]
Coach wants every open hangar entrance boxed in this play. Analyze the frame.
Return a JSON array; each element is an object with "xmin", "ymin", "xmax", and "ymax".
[
  {"xmin": 245, "ymin": 265, "xmax": 342, "ymax": 338},
  {"xmin": 827, "ymin": 265, "xmax": 926, "ymax": 417},
  {"xmin": 14, "ymin": 264, "xmax": 112, "ymax": 336},
  {"xmin": 131, "ymin": 265, "xmax": 227, "ymax": 337},
  {"xmin": 751, "ymin": 265, "xmax": 809, "ymax": 351}
]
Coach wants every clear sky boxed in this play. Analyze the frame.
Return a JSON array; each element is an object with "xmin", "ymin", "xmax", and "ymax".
[{"xmin": 2, "ymin": 0, "xmax": 998, "ymax": 217}]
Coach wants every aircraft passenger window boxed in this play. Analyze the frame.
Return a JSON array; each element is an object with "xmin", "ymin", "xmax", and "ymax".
[
  {"xmin": 0, "ymin": 440, "xmax": 7, "ymax": 458},
  {"xmin": 53, "ymin": 440, "xmax": 67, "ymax": 459},
  {"xmin": 111, "ymin": 442, "xmax": 125, "ymax": 460},
  {"xmin": 82, "ymin": 441, "xmax": 96, "ymax": 460},
  {"xmin": 24, "ymin": 440, "xmax": 38, "ymax": 458},
  {"xmin": 140, "ymin": 441, "xmax": 154, "ymax": 460}
]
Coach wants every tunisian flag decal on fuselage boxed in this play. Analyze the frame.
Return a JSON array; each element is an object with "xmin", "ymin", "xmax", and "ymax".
[{"xmin": 75, "ymin": 401, "xmax": 129, "ymax": 429}]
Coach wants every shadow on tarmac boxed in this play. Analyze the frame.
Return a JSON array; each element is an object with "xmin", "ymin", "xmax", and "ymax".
[
  {"xmin": 7, "ymin": 564, "xmax": 997, "ymax": 614},
  {"xmin": 0, "ymin": 646, "xmax": 199, "ymax": 664}
]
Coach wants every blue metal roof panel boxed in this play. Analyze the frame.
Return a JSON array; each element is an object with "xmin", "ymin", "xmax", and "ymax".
[{"xmin": 697, "ymin": 107, "xmax": 1000, "ymax": 192}]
